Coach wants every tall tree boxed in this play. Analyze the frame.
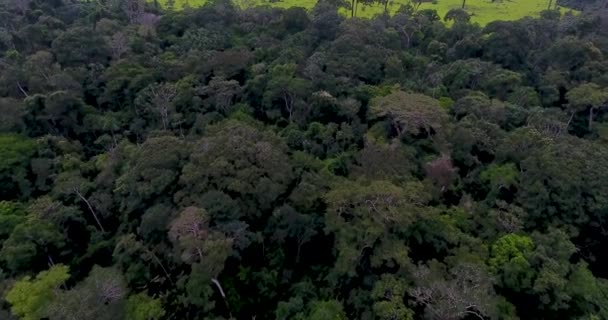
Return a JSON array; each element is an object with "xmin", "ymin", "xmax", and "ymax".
[
  {"xmin": 168, "ymin": 206, "xmax": 233, "ymax": 270},
  {"xmin": 178, "ymin": 120, "xmax": 293, "ymax": 216},
  {"xmin": 135, "ymin": 83, "xmax": 179, "ymax": 131},
  {"xmin": 566, "ymin": 83, "xmax": 608, "ymax": 131}
]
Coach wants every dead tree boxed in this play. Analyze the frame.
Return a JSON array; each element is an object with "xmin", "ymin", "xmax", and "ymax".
[
  {"xmin": 410, "ymin": 263, "xmax": 496, "ymax": 320},
  {"xmin": 10, "ymin": 0, "xmax": 31, "ymax": 15},
  {"xmin": 147, "ymin": 83, "xmax": 177, "ymax": 130},
  {"xmin": 425, "ymin": 155, "xmax": 457, "ymax": 192},
  {"xmin": 122, "ymin": 0, "xmax": 145, "ymax": 24},
  {"xmin": 109, "ymin": 32, "xmax": 129, "ymax": 60},
  {"xmin": 74, "ymin": 187, "xmax": 105, "ymax": 232}
]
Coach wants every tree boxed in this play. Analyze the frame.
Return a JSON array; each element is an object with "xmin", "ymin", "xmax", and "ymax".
[
  {"xmin": 372, "ymin": 275, "xmax": 414, "ymax": 320},
  {"xmin": 270, "ymin": 205, "xmax": 319, "ymax": 263},
  {"xmin": 351, "ymin": 139, "xmax": 417, "ymax": 182},
  {"xmin": 135, "ymin": 83, "xmax": 179, "ymax": 130},
  {"xmin": 126, "ymin": 293, "xmax": 165, "ymax": 320},
  {"xmin": 325, "ymin": 179, "xmax": 430, "ymax": 277},
  {"xmin": 308, "ymin": 300, "xmax": 347, "ymax": 320},
  {"xmin": 5, "ymin": 265, "xmax": 70, "ymax": 320},
  {"xmin": 489, "ymin": 234, "xmax": 535, "ymax": 290},
  {"xmin": 169, "ymin": 207, "xmax": 233, "ymax": 275},
  {"xmin": 480, "ymin": 163, "xmax": 519, "ymax": 196},
  {"xmin": 527, "ymin": 107, "xmax": 569, "ymax": 138},
  {"xmin": 263, "ymin": 64, "xmax": 312, "ymax": 122},
  {"xmin": 502, "ymin": 228, "xmax": 577, "ymax": 313},
  {"xmin": 198, "ymin": 76, "xmax": 242, "ymax": 115},
  {"xmin": 178, "ymin": 121, "xmax": 293, "ymax": 216},
  {"xmin": 113, "ymin": 234, "xmax": 174, "ymax": 287},
  {"xmin": 324, "ymin": 20, "xmax": 388, "ymax": 84},
  {"xmin": 1, "ymin": 215, "xmax": 65, "ymax": 272},
  {"xmin": 410, "ymin": 262, "xmax": 497, "ymax": 320},
  {"xmin": 122, "ymin": 0, "xmax": 145, "ymax": 24},
  {"xmin": 48, "ymin": 266, "xmax": 128, "ymax": 320},
  {"xmin": 425, "ymin": 155, "xmax": 457, "ymax": 191},
  {"xmin": 544, "ymin": 36, "xmax": 601, "ymax": 72},
  {"xmin": 109, "ymin": 32, "xmax": 129, "ymax": 60},
  {"xmin": 168, "ymin": 207, "xmax": 234, "ymax": 315},
  {"xmin": 0, "ymin": 201, "xmax": 25, "ymax": 242},
  {"xmin": 0, "ymin": 98, "xmax": 25, "ymax": 132},
  {"xmin": 482, "ymin": 21, "xmax": 539, "ymax": 70},
  {"xmin": 566, "ymin": 262, "xmax": 608, "ymax": 318},
  {"xmin": 370, "ymin": 91, "xmax": 448, "ymax": 138},
  {"xmin": 515, "ymin": 137, "xmax": 608, "ymax": 230},
  {"xmin": 482, "ymin": 69, "xmax": 522, "ymax": 101},
  {"xmin": 566, "ymin": 83, "xmax": 608, "ymax": 131},
  {"xmin": 4, "ymin": 2, "xmax": 608, "ymax": 320},
  {"xmin": 53, "ymin": 170, "xmax": 106, "ymax": 232},
  {"xmin": 115, "ymin": 136, "xmax": 188, "ymax": 213},
  {"xmin": 23, "ymin": 51, "xmax": 60, "ymax": 93},
  {"xmin": 444, "ymin": 8, "xmax": 471, "ymax": 22},
  {"xmin": 23, "ymin": 91, "xmax": 89, "ymax": 137},
  {"xmin": 0, "ymin": 134, "xmax": 36, "ymax": 199},
  {"xmin": 311, "ymin": 0, "xmax": 345, "ymax": 40},
  {"xmin": 51, "ymin": 27, "xmax": 109, "ymax": 66},
  {"xmin": 8, "ymin": 0, "xmax": 31, "ymax": 15}
]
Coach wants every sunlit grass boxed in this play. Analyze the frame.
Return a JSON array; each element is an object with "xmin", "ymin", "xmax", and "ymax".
[{"xmin": 154, "ymin": 0, "xmax": 575, "ymax": 25}]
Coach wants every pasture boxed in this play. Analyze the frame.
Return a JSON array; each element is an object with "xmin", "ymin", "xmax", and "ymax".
[{"xmin": 155, "ymin": 0, "xmax": 574, "ymax": 25}]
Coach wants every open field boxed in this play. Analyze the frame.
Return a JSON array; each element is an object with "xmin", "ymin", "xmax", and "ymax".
[{"xmin": 155, "ymin": 0, "xmax": 575, "ymax": 25}]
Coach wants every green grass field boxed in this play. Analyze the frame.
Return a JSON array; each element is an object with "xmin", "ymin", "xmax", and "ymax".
[{"xmin": 157, "ymin": 0, "xmax": 575, "ymax": 25}]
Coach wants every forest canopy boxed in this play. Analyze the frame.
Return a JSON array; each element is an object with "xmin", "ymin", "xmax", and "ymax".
[{"xmin": 1, "ymin": 0, "xmax": 608, "ymax": 319}]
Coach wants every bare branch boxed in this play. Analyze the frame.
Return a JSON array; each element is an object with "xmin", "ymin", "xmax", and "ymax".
[{"xmin": 74, "ymin": 188, "xmax": 105, "ymax": 232}]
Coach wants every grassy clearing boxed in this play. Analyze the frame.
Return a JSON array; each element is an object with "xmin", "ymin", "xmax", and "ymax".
[{"xmin": 156, "ymin": 0, "xmax": 575, "ymax": 25}]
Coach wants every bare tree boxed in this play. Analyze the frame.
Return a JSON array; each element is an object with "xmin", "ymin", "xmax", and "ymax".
[
  {"xmin": 168, "ymin": 207, "xmax": 233, "ymax": 264},
  {"xmin": 211, "ymin": 278, "xmax": 233, "ymax": 319},
  {"xmin": 566, "ymin": 83, "xmax": 608, "ymax": 131},
  {"xmin": 425, "ymin": 155, "xmax": 457, "ymax": 191},
  {"xmin": 527, "ymin": 107, "xmax": 569, "ymax": 139},
  {"xmin": 138, "ymin": 12, "xmax": 161, "ymax": 34},
  {"xmin": 48, "ymin": 266, "xmax": 127, "ymax": 320},
  {"xmin": 24, "ymin": 51, "xmax": 58, "ymax": 83},
  {"xmin": 169, "ymin": 206, "xmax": 209, "ymax": 261},
  {"xmin": 138, "ymin": 83, "xmax": 178, "ymax": 130},
  {"xmin": 10, "ymin": 0, "xmax": 31, "ymax": 15},
  {"xmin": 94, "ymin": 271, "xmax": 127, "ymax": 303},
  {"xmin": 122, "ymin": 0, "xmax": 145, "ymax": 24},
  {"xmin": 16, "ymin": 82, "xmax": 28, "ymax": 97},
  {"xmin": 197, "ymin": 77, "xmax": 242, "ymax": 114},
  {"xmin": 109, "ymin": 32, "xmax": 129, "ymax": 60},
  {"xmin": 74, "ymin": 187, "xmax": 106, "ymax": 232},
  {"xmin": 410, "ymin": 263, "xmax": 496, "ymax": 320},
  {"xmin": 168, "ymin": 207, "xmax": 235, "ymax": 294},
  {"xmin": 491, "ymin": 201, "xmax": 526, "ymax": 233}
]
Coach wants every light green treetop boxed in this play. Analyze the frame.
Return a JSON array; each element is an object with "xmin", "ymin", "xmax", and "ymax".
[{"xmin": 5, "ymin": 264, "xmax": 70, "ymax": 320}]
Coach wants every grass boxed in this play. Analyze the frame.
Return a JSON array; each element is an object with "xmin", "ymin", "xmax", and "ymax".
[{"xmin": 155, "ymin": 0, "xmax": 575, "ymax": 25}]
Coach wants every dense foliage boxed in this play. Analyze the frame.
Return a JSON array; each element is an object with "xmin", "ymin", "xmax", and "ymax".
[{"xmin": 1, "ymin": 0, "xmax": 608, "ymax": 319}]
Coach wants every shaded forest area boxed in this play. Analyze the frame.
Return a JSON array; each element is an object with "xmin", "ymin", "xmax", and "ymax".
[
  {"xmin": 2, "ymin": 0, "xmax": 608, "ymax": 319},
  {"xmin": 557, "ymin": 0, "xmax": 605, "ymax": 10}
]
